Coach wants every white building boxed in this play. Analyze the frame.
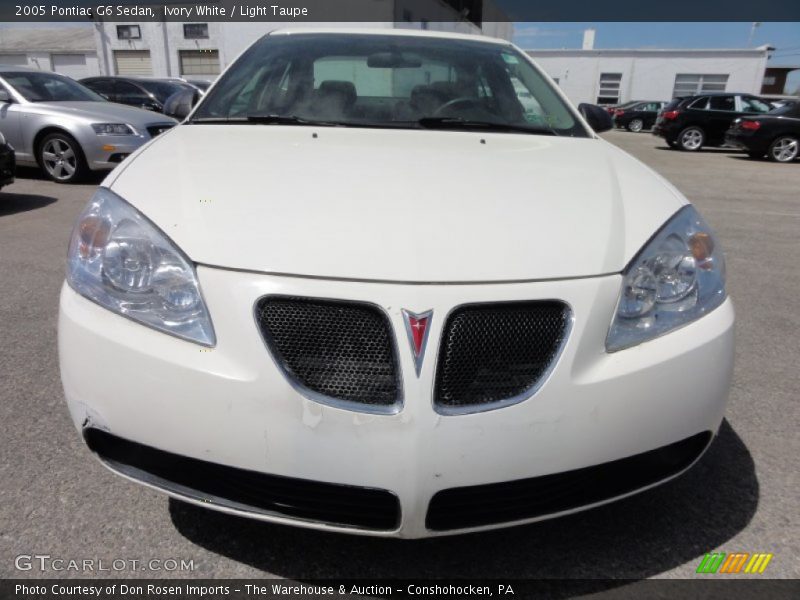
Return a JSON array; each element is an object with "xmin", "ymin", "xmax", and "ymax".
[
  {"xmin": 527, "ymin": 31, "xmax": 772, "ymax": 106},
  {"xmin": 0, "ymin": 27, "xmax": 100, "ymax": 78},
  {"xmin": 91, "ymin": 0, "xmax": 512, "ymax": 80}
]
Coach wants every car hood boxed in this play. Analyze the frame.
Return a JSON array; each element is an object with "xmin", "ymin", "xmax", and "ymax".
[
  {"xmin": 110, "ymin": 125, "xmax": 687, "ymax": 282},
  {"xmin": 30, "ymin": 101, "xmax": 174, "ymax": 127}
]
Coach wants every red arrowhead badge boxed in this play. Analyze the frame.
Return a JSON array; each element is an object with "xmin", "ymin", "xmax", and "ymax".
[{"xmin": 402, "ymin": 309, "xmax": 433, "ymax": 376}]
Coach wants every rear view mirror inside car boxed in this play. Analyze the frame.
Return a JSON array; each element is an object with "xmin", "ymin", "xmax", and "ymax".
[{"xmin": 367, "ymin": 52, "xmax": 423, "ymax": 69}]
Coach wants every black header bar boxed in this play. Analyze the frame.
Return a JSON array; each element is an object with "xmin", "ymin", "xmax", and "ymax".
[{"xmin": 1, "ymin": 0, "xmax": 799, "ymax": 23}]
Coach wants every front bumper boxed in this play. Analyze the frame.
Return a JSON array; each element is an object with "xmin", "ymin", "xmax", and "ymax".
[
  {"xmin": 724, "ymin": 131, "xmax": 765, "ymax": 155},
  {"xmin": 83, "ymin": 125, "xmax": 173, "ymax": 171},
  {"xmin": 83, "ymin": 135, "xmax": 148, "ymax": 171},
  {"xmin": 59, "ymin": 267, "xmax": 735, "ymax": 538}
]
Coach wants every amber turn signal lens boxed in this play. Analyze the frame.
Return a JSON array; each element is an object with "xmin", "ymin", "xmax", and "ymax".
[
  {"xmin": 78, "ymin": 215, "xmax": 111, "ymax": 258},
  {"xmin": 689, "ymin": 232, "xmax": 714, "ymax": 268}
]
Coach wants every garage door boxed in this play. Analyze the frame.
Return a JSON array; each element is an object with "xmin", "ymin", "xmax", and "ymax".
[
  {"xmin": 52, "ymin": 54, "xmax": 88, "ymax": 79},
  {"xmin": 179, "ymin": 50, "xmax": 220, "ymax": 79},
  {"xmin": 114, "ymin": 50, "xmax": 152, "ymax": 76},
  {"xmin": 0, "ymin": 54, "xmax": 28, "ymax": 67}
]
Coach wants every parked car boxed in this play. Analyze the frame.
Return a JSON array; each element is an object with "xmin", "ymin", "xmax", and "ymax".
[
  {"xmin": 0, "ymin": 130, "xmax": 15, "ymax": 190},
  {"xmin": 652, "ymin": 92, "xmax": 772, "ymax": 151},
  {"xmin": 725, "ymin": 102, "xmax": 800, "ymax": 162},
  {"xmin": 184, "ymin": 79, "xmax": 212, "ymax": 93},
  {"xmin": 604, "ymin": 100, "xmax": 639, "ymax": 115},
  {"xmin": 59, "ymin": 29, "xmax": 732, "ymax": 538},
  {"xmin": 80, "ymin": 76, "xmax": 195, "ymax": 114},
  {"xmin": 763, "ymin": 95, "xmax": 799, "ymax": 110},
  {"xmin": 153, "ymin": 77, "xmax": 212, "ymax": 95},
  {"xmin": 0, "ymin": 67, "xmax": 176, "ymax": 183},
  {"xmin": 613, "ymin": 101, "xmax": 667, "ymax": 132}
]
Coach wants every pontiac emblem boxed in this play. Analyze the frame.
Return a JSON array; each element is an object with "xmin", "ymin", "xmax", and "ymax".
[{"xmin": 402, "ymin": 309, "xmax": 433, "ymax": 376}]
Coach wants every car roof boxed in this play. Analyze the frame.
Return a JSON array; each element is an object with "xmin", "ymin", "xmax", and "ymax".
[
  {"xmin": 685, "ymin": 92, "xmax": 761, "ymax": 97},
  {"xmin": 267, "ymin": 27, "xmax": 510, "ymax": 46},
  {"xmin": 0, "ymin": 65, "xmax": 40, "ymax": 72},
  {"xmin": 82, "ymin": 76, "xmax": 173, "ymax": 81}
]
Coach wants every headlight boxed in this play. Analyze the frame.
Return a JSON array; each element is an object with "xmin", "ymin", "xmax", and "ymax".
[
  {"xmin": 91, "ymin": 123, "xmax": 136, "ymax": 135},
  {"xmin": 66, "ymin": 187, "xmax": 215, "ymax": 346},
  {"xmin": 606, "ymin": 205, "xmax": 726, "ymax": 352}
]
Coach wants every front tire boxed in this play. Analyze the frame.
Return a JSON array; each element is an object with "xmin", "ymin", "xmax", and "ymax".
[
  {"xmin": 38, "ymin": 132, "xmax": 88, "ymax": 183},
  {"xmin": 768, "ymin": 135, "xmax": 799, "ymax": 163},
  {"xmin": 677, "ymin": 126, "xmax": 705, "ymax": 151},
  {"xmin": 627, "ymin": 119, "xmax": 644, "ymax": 133}
]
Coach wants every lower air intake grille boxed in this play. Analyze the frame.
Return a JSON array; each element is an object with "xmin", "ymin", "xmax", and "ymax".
[
  {"xmin": 426, "ymin": 431, "xmax": 713, "ymax": 531},
  {"xmin": 85, "ymin": 429, "xmax": 400, "ymax": 531},
  {"xmin": 434, "ymin": 301, "xmax": 569, "ymax": 412},
  {"xmin": 256, "ymin": 296, "xmax": 400, "ymax": 411}
]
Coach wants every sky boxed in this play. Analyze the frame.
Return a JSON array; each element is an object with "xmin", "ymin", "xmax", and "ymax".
[
  {"xmin": 512, "ymin": 22, "xmax": 800, "ymax": 92},
  {"xmin": 512, "ymin": 23, "xmax": 800, "ymax": 64}
]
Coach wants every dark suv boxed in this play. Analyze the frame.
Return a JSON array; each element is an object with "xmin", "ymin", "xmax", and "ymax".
[
  {"xmin": 613, "ymin": 101, "xmax": 667, "ymax": 132},
  {"xmin": 652, "ymin": 93, "xmax": 772, "ymax": 151}
]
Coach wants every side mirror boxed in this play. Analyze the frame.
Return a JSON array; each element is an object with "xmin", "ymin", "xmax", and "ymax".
[
  {"xmin": 163, "ymin": 89, "xmax": 201, "ymax": 120},
  {"xmin": 0, "ymin": 89, "xmax": 13, "ymax": 104},
  {"xmin": 578, "ymin": 103, "xmax": 614, "ymax": 133}
]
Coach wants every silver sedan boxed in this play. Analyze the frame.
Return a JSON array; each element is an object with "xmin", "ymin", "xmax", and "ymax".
[{"xmin": 0, "ymin": 66, "xmax": 176, "ymax": 183}]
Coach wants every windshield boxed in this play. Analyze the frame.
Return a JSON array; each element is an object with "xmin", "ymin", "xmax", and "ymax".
[
  {"xmin": 193, "ymin": 33, "xmax": 586, "ymax": 136},
  {"xmin": 137, "ymin": 80, "xmax": 191, "ymax": 104},
  {"xmin": 1, "ymin": 71, "xmax": 105, "ymax": 103},
  {"xmin": 769, "ymin": 102, "xmax": 800, "ymax": 117}
]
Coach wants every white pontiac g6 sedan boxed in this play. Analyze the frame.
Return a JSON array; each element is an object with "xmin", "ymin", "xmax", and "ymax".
[{"xmin": 58, "ymin": 30, "xmax": 734, "ymax": 538}]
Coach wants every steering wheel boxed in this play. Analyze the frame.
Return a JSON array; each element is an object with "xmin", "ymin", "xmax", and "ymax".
[{"xmin": 433, "ymin": 97, "xmax": 484, "ymax": 117}]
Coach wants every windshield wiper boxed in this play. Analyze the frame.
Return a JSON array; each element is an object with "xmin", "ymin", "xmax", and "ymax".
[
  {"xmin": 417, "ymin": 117, "xmax": 558, "ymax": 136},
  {"xmin": 189, "ymin": 115, "xmax": 339, "ymax": 126},
  {"xmin": 245, "ymin": 114, "xmax": 340, "ymax": 126}
]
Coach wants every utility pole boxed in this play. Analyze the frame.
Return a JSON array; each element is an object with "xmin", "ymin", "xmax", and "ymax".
[{"xmin": 748, "ymin": 22, "xmax": 761, "ymax": 47}]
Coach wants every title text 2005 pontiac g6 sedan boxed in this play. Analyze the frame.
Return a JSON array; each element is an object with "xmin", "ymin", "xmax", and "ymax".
[{"xmin": 58, "ymin": 30, "xmax": 734, "ymax": 538}]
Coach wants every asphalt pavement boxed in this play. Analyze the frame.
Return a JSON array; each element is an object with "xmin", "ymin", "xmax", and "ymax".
[{"xmin": 0, "ymin": 130, "xmax": 798, "ymax": 584}]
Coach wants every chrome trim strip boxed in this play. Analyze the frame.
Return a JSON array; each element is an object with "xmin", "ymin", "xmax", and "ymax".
[
  {"xmin": 197, "ymin": 262, "xmax": 620, "ymax": 286},
  {"xmin": 252, "ymin": 294, "xmax": 404, "ymax": 416},
  {"xmin": 431, "ymin": 300, "xmax": 574, "ymax": 416}
]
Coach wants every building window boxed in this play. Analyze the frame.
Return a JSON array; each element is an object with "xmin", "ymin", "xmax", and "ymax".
[
  {"xmin": 116, "ymin": 25, "xmax": 141, "ymax": 40},
  {"xmin": 179, "ymin": 49, "xmax": 220, "ymax": 77},
  {"xmin": 596, "ymin": 73, "xmax": 622, "ymax": 105},
  {"xmin": 762, "ymin": 76, "xmax": 776, "ymax": 86},
  {"xmin": 672, "ymin": 74, "xmax": 729, "ymax": 98},
  {"xmin": 183, "ymin": 23, "xmax": 209, "ymax": 39}
]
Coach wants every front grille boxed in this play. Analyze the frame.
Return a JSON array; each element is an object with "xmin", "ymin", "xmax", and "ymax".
[
  {"xmin": 256, "ymin": 296, "xmax": 401, "ymax": 411},
  {"xmin": 147, "ymin": 124, "xmax": 174, "ymax": 138},
  {"xmin": 85, "ymin": 429, "xmax": 400, "ymax": 531},
  {"xmin": 426, "ymin": 432, "xmax": 713, "ymax": 531},
  {"xmin": 434, "ymin": 301, "xmax": 569, "ymax": 412}
]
